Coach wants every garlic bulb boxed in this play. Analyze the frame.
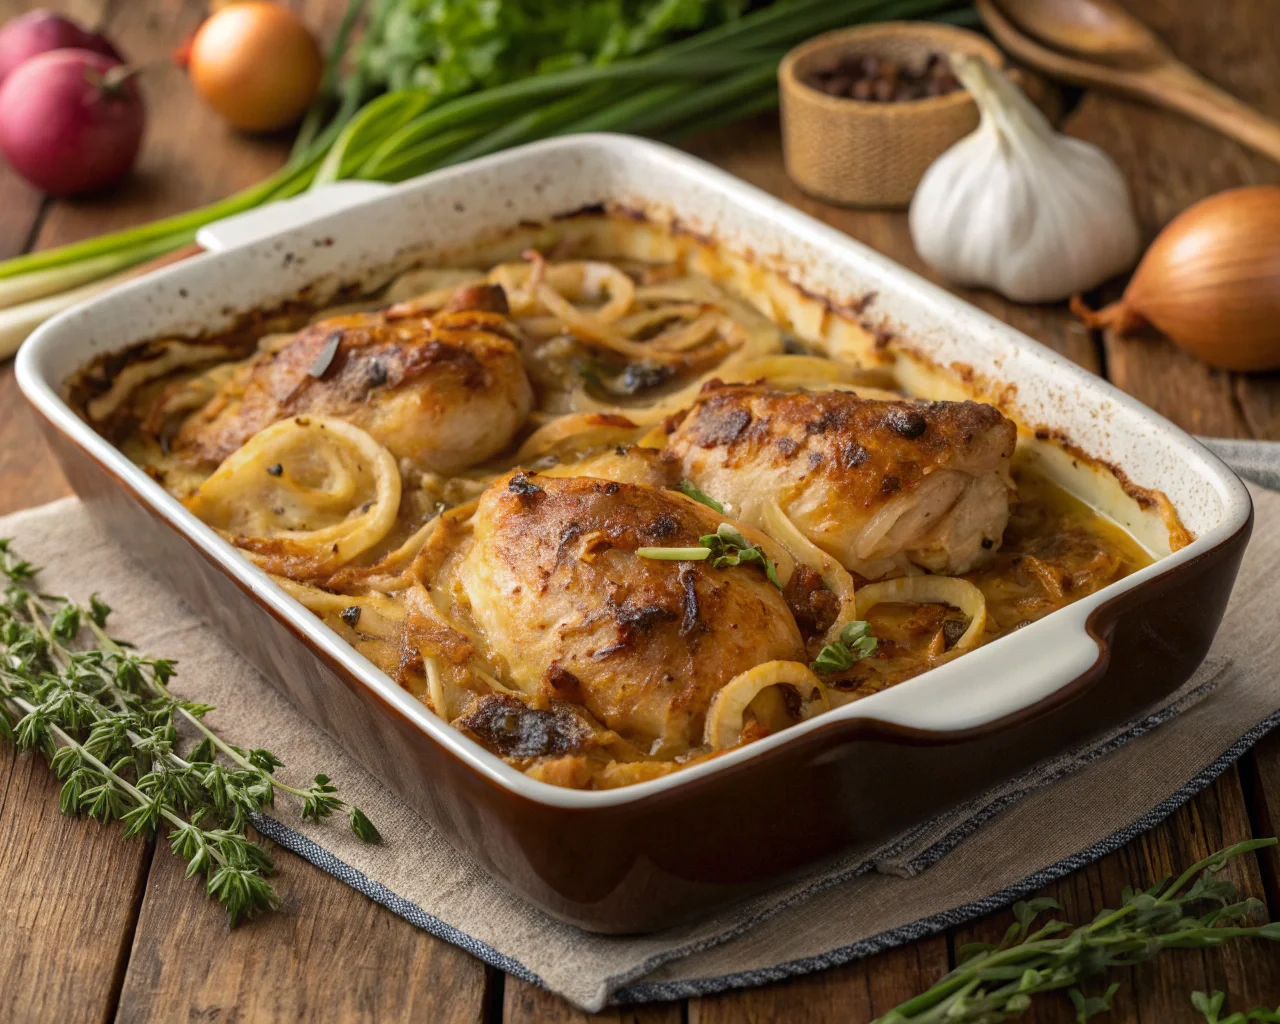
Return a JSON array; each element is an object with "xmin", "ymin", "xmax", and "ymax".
[{"xmin": 909, "ymin": 55, "xmax": 1141, "ymax": 304}]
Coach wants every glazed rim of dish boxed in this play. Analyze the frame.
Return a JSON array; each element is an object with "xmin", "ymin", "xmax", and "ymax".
[{"xmin": 16, "ymin": 134, "xmax": 1251, "ymax": 809}]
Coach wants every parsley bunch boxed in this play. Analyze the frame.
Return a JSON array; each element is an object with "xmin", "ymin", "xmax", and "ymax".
[
  {"xmin": 356, "ymin": 0, "xmax": 752, "ymax": 99},
  {"xmin": 0, "ymin": 541, "xmax": 378, "ymax": 924}
]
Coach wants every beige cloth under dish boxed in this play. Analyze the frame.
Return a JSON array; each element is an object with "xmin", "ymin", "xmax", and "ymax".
[{"xmin": 2, "ymin": 485, "xmax": 1277, "ymax": 1012}]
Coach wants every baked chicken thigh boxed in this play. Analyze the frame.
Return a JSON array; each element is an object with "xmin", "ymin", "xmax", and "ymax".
[
  {"xmin": 175, "ymin": 309, "xmax": 532, "ymax": 474},
  {"xmin": 458, "ymin": 471, "xmax": 805, "ymax": 756},
  {"xmin": 667, "ymin": 385, "xmax": 1017, "ymax": 579}
]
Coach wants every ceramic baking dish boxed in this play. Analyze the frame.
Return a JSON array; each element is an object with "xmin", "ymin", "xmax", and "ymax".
[{"xmin": 16, "ymin": 134, "xmax": 1251, "ymax": 933}]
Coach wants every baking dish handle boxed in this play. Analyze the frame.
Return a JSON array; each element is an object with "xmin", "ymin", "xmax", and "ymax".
[
  {"xmin": 196, "ymin": 181, "xmax": 395, "ymax": 253},
  {"xmin": 838, "ymin": 603, "xmax": 1107, "ymax": 734}
]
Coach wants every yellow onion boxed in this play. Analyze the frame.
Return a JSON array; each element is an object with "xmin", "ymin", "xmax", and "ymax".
[
  {"xmin": 186, "ymin": 2, "xmax": 321, "ymax": 133},
  {"xmin": 1072, "ymin": 186, "xmax": 1280, "ymax": 372}
]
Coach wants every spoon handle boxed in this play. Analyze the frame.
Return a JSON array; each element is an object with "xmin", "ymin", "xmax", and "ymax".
[
  {"xmin": 1143, "ymin": 63, "xmax": 1280, "ymax": 166},
  {"xmin": 978, "ymin": 0, "xmax": 1280, "ymax": 166}
]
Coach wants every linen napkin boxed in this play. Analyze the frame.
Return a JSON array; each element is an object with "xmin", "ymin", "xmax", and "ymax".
[{"xmin": 3, "ymin": 483, "xmax": 1278, "ymax": 1012}]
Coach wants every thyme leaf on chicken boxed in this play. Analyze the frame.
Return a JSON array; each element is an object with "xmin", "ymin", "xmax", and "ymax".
[
  {"xmin": 639, "ymin": 522, "xmax": 782, "ymax": 589},
  {"xmin": 0, "ymin": 540, "xmax": 379, "ymax": 924},
  {"xmin": 873, "ymin": 837, "xmax": 1280, "ymax": 1023},
  {"xmin": 811, "ymin": 620, "xmax": 878, "ymax": 674}
]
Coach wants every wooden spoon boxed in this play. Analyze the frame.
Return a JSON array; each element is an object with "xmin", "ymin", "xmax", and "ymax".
[
  {"xmin": 996, "ymin": 0, "xmax": 1165, "ymax": 68},
  {"xmin": 979, "ymin": 0, "xmax": 1280, "ymax": 164}
]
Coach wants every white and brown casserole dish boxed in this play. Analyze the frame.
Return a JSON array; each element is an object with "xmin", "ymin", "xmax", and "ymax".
[{"xmin": 16, "ymin": 135, "xmax": 1252, "ymax": 933}]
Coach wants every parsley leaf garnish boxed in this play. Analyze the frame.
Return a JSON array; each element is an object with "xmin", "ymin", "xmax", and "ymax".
[
  {"xmin": 638, "ymin": 522, "xmax": 782, "ymax": 590},
  {"xmin": 811, "ymin": 620, "xmax": 878, "ymax": 674}
]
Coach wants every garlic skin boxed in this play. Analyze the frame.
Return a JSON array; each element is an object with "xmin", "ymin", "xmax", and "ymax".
[{"xmin": 909, "ymin": 56, "xmax": 1141, "ymax": 304}]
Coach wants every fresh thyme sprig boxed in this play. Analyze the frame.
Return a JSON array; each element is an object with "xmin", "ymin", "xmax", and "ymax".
[
  {"xmin": 638, "ymin": 522, "xmax": 783, "ymax": 590},
  {"xmin": 811, "ymin": 620, "xmax": 878, "ymax": 674},
  {"xmin": 0, "ymin": 540, "xmax": 380, "ymax": 924},
  {"xmin": 874, "ymin": 837, "xmax": 1280, "ymax": 1023}
]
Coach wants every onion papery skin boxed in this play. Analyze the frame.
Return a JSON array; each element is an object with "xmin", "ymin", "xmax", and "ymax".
[{"xmin": 1077, "ymin": 186, "xmax": 1280, "ymax": 373}]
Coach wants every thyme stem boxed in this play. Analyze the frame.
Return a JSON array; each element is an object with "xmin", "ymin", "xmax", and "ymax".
[{"xmin": 0, "ymin": 541, "xmax": 381, "ymax": 922}]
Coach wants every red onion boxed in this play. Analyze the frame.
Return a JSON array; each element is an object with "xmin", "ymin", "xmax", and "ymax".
[
  {"xmin": 0, "ymin": 49, "xmax": 144, "ymax": 196},
  {"xmin": 0, "ymin": 9, "xmax": 120, "ymax": 85}
]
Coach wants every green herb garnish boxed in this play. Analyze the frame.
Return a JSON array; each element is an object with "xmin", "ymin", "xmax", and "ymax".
[
  {"xmin": 1193, "ymin": 990, "xmax": 1280, "ymax": 1023},
  {"xmin": 702, "ymin": 523, "xmax": 783, "ymax": 590},
  {"xmin": 811, "ymin": 620, "xmax": 878, "ymax": 674},
  {"xmin": 638, "ymin": 522, "xmax": 782, "ymax": 589},
  {"xmin": 873, "ymin": 837, "xmax": 1280, "ymax": 1023},
  {"xmin": 0, "ymin": 540, "xmax": 379, "ymax": 925},
  {"xmin": 677, "ymin": 480, "xmax": 724, "ymax": 514},
  {"xmin": 636, "ymin": 546, "xmax": 712, "ymax": 561}
]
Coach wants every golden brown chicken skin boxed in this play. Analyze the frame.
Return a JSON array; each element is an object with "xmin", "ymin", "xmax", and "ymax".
[
  {"xmin": 459, "ymin": 471, "xmax": 805, "ymax": 756},
  {"xmin": 666, "ymin": 385, "xmax": 1017, "ymax": 579},
  {"xmin": 174, "ymin": 309, "xmax": 533, "ymax": 474}
]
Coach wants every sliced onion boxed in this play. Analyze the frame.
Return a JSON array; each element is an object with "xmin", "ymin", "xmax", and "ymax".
[
  {"xmin": 425, "ymin": 655, "xmax": 448, "ymax": 720},
  {"xmin": 269, "ymin": 575, "xmax": 405, "ymax": 639},
  {"xmin": 536, "ymin": 283, "xmax": 692, "ymax": 366},
  {"xmin": 547, "ymin": 260, "xmax": 636, "ymax": 322},
  {"xmin": 763, "ymin": 498, "xmax": 855, "ymax": 643},
  {"xmin": 513, "ymin": 411, "xmax": 639, "ymax": 462},
  {"xmin": 855, "ymin": 575, "xmax": 988, "ymax": 651},
  {"xmin": 704, "ymin": 660, "xmax": 828, "ymax": 750},
  {"xmin": 185, "ymin": 416, "xmax": 400, "ymax": 570},
  {"xmin": 86, "ymin": 342, "xmax": 234, "ymax": 423}
]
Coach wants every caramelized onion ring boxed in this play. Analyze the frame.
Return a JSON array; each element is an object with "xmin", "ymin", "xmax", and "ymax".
[
  {"xmin": 855, "ymin": 576, "xmax": 988, "ymax": 651},
  {"xmin": 763, "ymin": 499, "xmax": 856, "ymax": 644},
  {"xmin": 704, "ymin": 661, "xmax": 828, "ymax": 750},
  {"xmin": 185, "ymin": 416, "xmax": 400, "ymax": 570}
]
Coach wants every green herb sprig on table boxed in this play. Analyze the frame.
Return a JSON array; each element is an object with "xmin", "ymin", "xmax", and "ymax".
[
  {"xmin": 811, "ymin": 619, "xmax": 877, "ymax": 673},
  {"xmin": 1193, "ymin": 990, "xmax": 1280, "ymax": 1023},
  {"xmin": 0, "ymin": 540, "xmax": 379, "ymax": 924},
  {"xmin": 873, "ymin": 837, "xmax": 1280, "ymax": 1023},
  {"xmin": 638, "ymin": 522, "xmax": 783, "ymax": 589}
]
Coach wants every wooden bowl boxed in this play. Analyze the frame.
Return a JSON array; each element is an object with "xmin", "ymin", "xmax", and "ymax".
[{"xmin": 779, "ymin": 22, "xmax": 1005, "ymax": 209}]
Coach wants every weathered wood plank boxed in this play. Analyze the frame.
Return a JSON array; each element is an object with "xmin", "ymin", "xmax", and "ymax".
[
  {"xmin": 0, "ymin": 4, "xmax": 148, "ymax": 1022},
  {"xmin": 1235, "ymin": 368, "xmax": 1280, "ymax": 916},
  {"xmin": 113, "ymin": 836, "xmax": 487, "ymax": 1023},
  {"xmin": 1235, "ymin": 376, "xmax": 1280, "ymax": 442},
  {"xmin": 690, "ymin": 940, "xmax": 951, "ymax": 1024},
  {"xmin": 950, "ymin": 770, "xmax": 1279, "ymax": 1022},
  {"xmin": 0, "ymin": 749, "xmax": 152, "ymax": 1024},
  {"xmin": 31, "ymin": 0, "xmax": 290, "ymax": 252},
  {"xmin": 505, "ymin": 978, "xmax": 682, "ymax": 1024},
  {"xmin": 1067, "ymin": 0, "xmax": 1280, "ymax": 437}
]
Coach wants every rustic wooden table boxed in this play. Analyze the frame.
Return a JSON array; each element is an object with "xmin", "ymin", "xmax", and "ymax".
[{"xmin": 3, "ymin": 1, "xmax": 1280, "ymax": 1021}]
